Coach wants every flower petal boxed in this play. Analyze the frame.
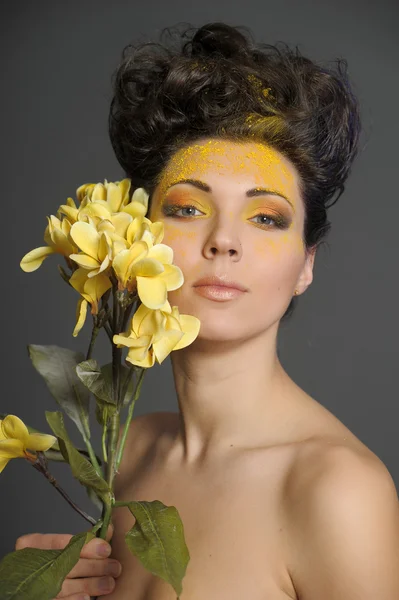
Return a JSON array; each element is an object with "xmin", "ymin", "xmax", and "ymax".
[
  {"xmin": 110, "ymin": 212, "xmax": 132, "ymax": 239},
  {"xmin": 69, "ymin": 253, "xmax": 100, "ymax": 269},
  {"xmin": 25, "ymin": 433, "xmax": 57, "ymax": 452},
  {"xmin": 83, "ymin": 273, "xmax": 112, "ymax": 308},
  {"xmin": 73, "ymin": 297, "xmax": 88, "ymax": 337},
  {"xmin": 79, "ymin": 202, "xmax": 112, "ymax": 220},
  {"xmin": 91, "ymin": 183, "xmax": 106, "ymax": 202},
  {"xmin": 122, "ymin": 201, "xmax": 148, "ymax": 219},
  {"xmin": 70, "ymin": 222, "xmax": 100, "ymax": 259},
  {"xmin": 134, "ymin": 258, "xmax": 164, "ymax": 278},
  {"xmin": 161, "ymin": 264, "xmax": 184, "ymax": 291},
  {"xmin": 148, "ymin": 243, "xmax": 174, "ymax": 265},
  {"xmin": 0, "ymin": 438, "xmax": 25, "ymax": 458},
  {"xmin": 113, "ymin": 333, "xmax": 152, "ymax": 349},
  {"xmin": 126, "ymin": 345, "xmax": 155, "ymax": 368},
  {"xmin": 153, "ymin": 329, "xmax": 184, "ymax": 364},
  {"xmin": 171, "ymin": 314, "xmax": 201, "ymax": 350},
  {"xmin": 1, "ymin": 415, "xmax": 29, "ymax": 444},
  {"xmin": 20, "ymin": 247, "xmax": 57, "ymax": 272},
  {"xmin": 137, "ymin": 276, "xmax": 167, "ymax": 309},
  {"xmin": 107, "ymin": 182, "xmax": 123, "ymax": 213}
]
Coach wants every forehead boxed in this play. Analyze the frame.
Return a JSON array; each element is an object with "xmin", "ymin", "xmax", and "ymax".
[{"xmin": 155, "ymin": 139, "xmax": 301, "ymax": 200}]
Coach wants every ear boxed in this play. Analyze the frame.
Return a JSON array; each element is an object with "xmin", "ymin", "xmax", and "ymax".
[{"xmin": 295, "ymin": 245, "xmax": 317, "ymax": 294}]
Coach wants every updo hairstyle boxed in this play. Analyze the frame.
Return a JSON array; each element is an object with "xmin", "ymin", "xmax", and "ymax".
[{"xmin": 109, "ymin": 22, "xmax": 362, "ymax": 321}]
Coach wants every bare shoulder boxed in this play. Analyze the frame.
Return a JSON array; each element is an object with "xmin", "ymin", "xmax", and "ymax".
[
  {"xmin": 281, "ymin": 436, "xmax": 399, "ymax": 597},
  {"xmin": 286, "ymin": 438, "xmax": 395, "ymax": 503}
]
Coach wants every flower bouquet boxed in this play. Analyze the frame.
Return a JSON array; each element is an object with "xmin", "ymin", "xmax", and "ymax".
[{"xmin": 0, "ymin": 179, "xmax": 201, "ymax": 600}]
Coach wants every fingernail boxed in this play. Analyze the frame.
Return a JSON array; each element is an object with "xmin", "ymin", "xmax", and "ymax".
[
  {"xmin": 107, "ymin": 561, "xmax": 122, "ymax": 577},
  {"xmin": 99, "ymin": 576, "xmax": 113, "ymax": 591},
  {"xmin": 97, "ymin": 543, "xmax": 111, "ymax": 557}
]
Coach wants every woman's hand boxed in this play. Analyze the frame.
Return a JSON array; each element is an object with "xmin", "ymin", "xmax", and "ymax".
[{"xmin": 14, "ymin": 524, "xmax": 122, "ymax": 599}]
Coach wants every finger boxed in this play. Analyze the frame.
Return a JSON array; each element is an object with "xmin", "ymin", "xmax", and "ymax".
[
  {"xmin": 80, "ymin": 538, "xmax": 112, "ymax": 559},
  {"xmin": 57, "ymin": 575, "xmax": 116, "ymax": 598},
  {"xmin": 66, "ymin": 557, "xmax": 122, "ymax": 580},
  {"xmin": 16, "ymin": 533, "xmax": 73, "ymax": 551}
]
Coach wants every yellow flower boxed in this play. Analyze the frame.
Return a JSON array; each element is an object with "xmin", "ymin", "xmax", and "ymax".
[
  {"xmin": 113, "ymin": 239, "xmax": 184, "ymax": 306},
  {"xmin": 0, "ymin": 415, "xmax": 56, "ymax": 474},
  {"xmin": 69, "ymin": 268, "xmax": 113, "ymax": 337},
  {"xmin": 20, "ymin": 214, "xmax": 79, "ymax": 272},
  {"xmin": 20, "ymin": 180, "xmax": 148, "ymax": 274},
  {"xmin": 113, "ymin": 300, "xmax": 201, "ymax": 368}
]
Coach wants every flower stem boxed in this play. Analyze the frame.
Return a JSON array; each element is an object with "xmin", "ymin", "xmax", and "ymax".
[
  {"xmin": 101, "ymin": 423, "xmax": 108, "ymax": 463},
  {"xmin": 81, "ymin": 430, "xmax": 103, "ymax": 478},
  {"xmin": 31, "ymin": 456, "xmax": 96, "ymax": 525},
  {"xmin": 103, "ymin": 321, "xmax": 113, "ymax": 344},
  {"xmin": 97, "ymin": 281, "xmax": 124, "ymax": 541},
  {"xmin": 86, "ymin": 325, "xmax": 100, "ymax": 361},
  {"xmin": 115, "ymin": 367, "xmax": 145, "ymax": 473}
]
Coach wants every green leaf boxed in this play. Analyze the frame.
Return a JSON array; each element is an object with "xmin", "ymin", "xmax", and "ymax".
[
  {"xmin": 0, "ymin": 529, "xmax": 95, "ymax": 599},
  {"xmin": 45, "ymin": 411, "xmax": 110, "ymax": 503},
  {"xmin": 27, "ymin": 345, "xmax": 91, "ymax": 439},
  {"xmin": 125, "ymin": 500, "xmax": 190, "ymax": 598},
  {"xmin": 75, "ymin": 359, "xmax": 114, "ymax": 405},
  {"xmin": 101, "ymin": 362, "xmax": 136, "ymax": 407}
]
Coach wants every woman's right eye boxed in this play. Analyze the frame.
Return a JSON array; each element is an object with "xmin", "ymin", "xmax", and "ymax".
[{"xmin": 162, "ymin": 204, "xmax": 204, "ymax": 218}]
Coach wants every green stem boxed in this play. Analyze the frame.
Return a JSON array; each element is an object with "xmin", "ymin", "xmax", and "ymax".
[
  {"xmin": 103, "ymin": 321, "xmax": 113, "ymax": 344},
  {"xmin": 119, "ymin": 364, "xmax": 135, "ymax": 407},
  {"xmin": 113, "ymin": 501, "xmax": 131, "ymax": 507},
  {"xmin": 97, "ymin": 281, "xmax": 124, "ymax": 541},
  {"xmin": 101, "ymin": 423, "xmax": 108, "ymax": 463},
  {"xmin": 115, "ymin": 367, "xmax": 145, "ymax": 473},
  {"xmin": 81, "ymin": 429, "xmax": 103, "ymax": 479},
  {"xmin": 86, "ymin": 325, "xmax": 100, "ymax": 361}
]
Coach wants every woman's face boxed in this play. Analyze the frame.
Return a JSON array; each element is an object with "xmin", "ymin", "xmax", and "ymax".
[{"xmin": 148, "ymin": 138, "xmax": 315, "ymax": 342}]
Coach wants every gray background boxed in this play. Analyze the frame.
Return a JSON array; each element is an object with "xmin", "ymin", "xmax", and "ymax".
[{"xmin": 1, "ymin": 0, "xmax": 398, "ymax": 558}]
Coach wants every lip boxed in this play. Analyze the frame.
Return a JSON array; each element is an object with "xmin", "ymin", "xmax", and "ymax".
[
  {"xmin": 192, "ymin": 276, "xmax": 248, "ymax": 292},
  {"xmin": 193, "ymin": 285, "xmax": 245, "ymax": 302}
]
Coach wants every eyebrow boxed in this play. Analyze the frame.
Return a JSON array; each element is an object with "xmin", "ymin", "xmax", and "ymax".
[{"xmin": 165, "ymin": 178, "xmax": 294, "ymax": 210}]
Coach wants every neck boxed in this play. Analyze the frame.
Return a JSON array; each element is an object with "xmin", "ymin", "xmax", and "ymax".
[{"xmin": 168, "ymin": 324, "xmax": 294, "ymax": 468}]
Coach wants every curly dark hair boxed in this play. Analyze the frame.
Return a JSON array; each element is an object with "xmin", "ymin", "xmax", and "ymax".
[{"xmin": 108, "ymin": 22, "xmax": 362, "ymax": 322}]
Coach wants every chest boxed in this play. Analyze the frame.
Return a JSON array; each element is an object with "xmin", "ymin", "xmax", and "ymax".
[{"xmin": 108, "ymin": 447, "xmax": 298, "ymax": 600}]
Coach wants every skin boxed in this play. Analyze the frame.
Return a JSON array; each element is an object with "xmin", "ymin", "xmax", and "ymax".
[{"xmin": 147, "ymin": 138, "xmax": 316, "ymax": 469}]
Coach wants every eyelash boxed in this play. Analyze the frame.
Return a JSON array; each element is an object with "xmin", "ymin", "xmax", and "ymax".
[{"xmin": 162, "ymin": 204, "xmax": 289, "ymax": 229}]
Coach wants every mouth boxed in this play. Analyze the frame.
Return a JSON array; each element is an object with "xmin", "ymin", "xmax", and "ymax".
[
  {"xmin": 193, "ymin": 285, "xmax": 245, "ymax": 302},
  {"xmin": 192, "ymin": 276, "xmax": 248, "ymax": 292}
]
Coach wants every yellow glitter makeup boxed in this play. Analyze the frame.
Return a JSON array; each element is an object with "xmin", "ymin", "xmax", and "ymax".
[{"xmin": 154, "ymin": 139, "xmax": 297, "ymax": 210}]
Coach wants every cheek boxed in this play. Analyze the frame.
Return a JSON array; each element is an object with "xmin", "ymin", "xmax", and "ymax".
[
  {"xmin": 253, "ymin": 231, "xmax": 304, "ymax": 265},
  {"xmin": 161, "ymin": 224, "xmax": 201, "ymax": 271}
]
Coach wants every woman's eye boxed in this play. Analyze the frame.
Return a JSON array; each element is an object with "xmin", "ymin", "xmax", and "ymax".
[
  {"xmin": 162, "ymin": 204, "xmax": 204, "ymax": 218},
  {"xmin": 252, "ymin": 213, "xmax": 278, "ymax": 226}
]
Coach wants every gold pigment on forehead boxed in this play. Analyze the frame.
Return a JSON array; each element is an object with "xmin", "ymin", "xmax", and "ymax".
[{"xmin": 156, "ymin": 139, "xmax": 296, "ymax": 204}]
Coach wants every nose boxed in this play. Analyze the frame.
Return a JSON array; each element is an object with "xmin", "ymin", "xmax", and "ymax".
[{"xmin": 202, "ymin": 221, "xmax": 242, "ymax": 261}]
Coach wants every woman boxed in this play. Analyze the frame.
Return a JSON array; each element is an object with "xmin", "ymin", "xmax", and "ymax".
[{"xmin": 15, "ymin": 22, "xmax": 399, "ymax": 600}]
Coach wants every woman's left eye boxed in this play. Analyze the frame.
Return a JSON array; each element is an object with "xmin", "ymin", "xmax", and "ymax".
[
  {"xmin": 250, "ymin": 214, "xmax": 277, "ymax": 227},
  {"xmin": 162, "ymin": 204, "xmax": 204, "ymax": 217}
]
